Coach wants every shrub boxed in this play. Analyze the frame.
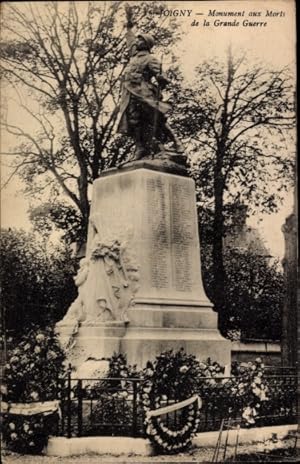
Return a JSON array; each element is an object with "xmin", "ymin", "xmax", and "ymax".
[
  {"xmin": 2, "ymin": 413, "xmax": 59, "ymax": 454},
  {"xmin": 197, "ymin": 358, "xmax": 296, "ymax": 429},
  {"xmin": 199, "ymin": 358, "xmax": 270, "ymax": 427},
  {"xmin": 84, "ymin": 353, "xmax": 139, "ymax": 436},
  {"xmin": 201, "ymin": 246, "xmax": 283, "ymax": 340},
  {"xmin": 107, "ymin": 352, "xmax": 139, "ymax": 381},
  {"xmin": 0, "ymin": 228, "xmax": 77, "ymax": 338},
  {"xmin": 2, "ymin": 326, "xmax": 65, "ymax": 453},
  {"xmin": 142, "ymin": 349, "xmax": 220, "ymax": 402}
]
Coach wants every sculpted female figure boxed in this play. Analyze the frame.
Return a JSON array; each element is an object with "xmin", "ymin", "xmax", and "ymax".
[
  {"xmin": 83, "ymin": 236, "xmax": 132, "ymax": 324},
  {"xmin": 56, "ymin": 258, "xmax": 89, "ymax": 326}
]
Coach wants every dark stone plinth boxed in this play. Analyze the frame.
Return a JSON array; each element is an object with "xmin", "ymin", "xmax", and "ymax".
[{"xmin": 101, "ymin": 156, "xmax": 188, "ymax": 178}]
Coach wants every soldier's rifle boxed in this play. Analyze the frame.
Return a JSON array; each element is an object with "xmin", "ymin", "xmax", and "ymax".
[{"xmin": 151, "ymin": 54, "xmax": 164, "ymax": 158}]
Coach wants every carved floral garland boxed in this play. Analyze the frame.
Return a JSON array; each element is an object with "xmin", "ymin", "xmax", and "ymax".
[{"xmin": 142, "ymin": 381, "xmax": 202, "ymax": 453}]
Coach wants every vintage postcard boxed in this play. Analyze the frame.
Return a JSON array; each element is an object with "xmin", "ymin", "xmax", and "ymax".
[{"xmin": 0, "ymin": 1, "xmax": 297, "ymax": 462}]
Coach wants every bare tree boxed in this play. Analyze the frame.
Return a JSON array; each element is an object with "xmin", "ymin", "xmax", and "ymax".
[
  {"xmin": 170, "ymin": 49, "xmax": 295, "ymax": 330},
  {"xmin": 0, "ymin": 1, "xmax": 179, "ymax": 239}
]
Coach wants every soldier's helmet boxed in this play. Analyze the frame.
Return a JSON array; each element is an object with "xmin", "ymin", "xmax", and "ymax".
[{"xmin": 137, "ymin": 33, "xmax": 155, "ymax": 50}]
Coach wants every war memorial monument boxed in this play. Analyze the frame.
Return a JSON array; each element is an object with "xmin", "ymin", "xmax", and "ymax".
[{"xmin": 56, "ymin": 6, "xmax": 230, "ymax": 370}]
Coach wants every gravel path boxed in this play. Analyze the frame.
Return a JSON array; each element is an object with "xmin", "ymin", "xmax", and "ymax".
[
  {"xmin": 2, "ymin": 445, "xmax": 215, "ymax": 463},
  {"xmin": 0, "ymin": 444, "xmax": 265, "ymax": 464},
  {"xmin": 2, "ymin": 441, "xmax": 295, "ymax": 463}
]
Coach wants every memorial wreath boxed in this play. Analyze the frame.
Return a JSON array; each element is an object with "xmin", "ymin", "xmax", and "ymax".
[{"xmin": 141, "ymin": 349, "xmax": 202, "ymax": 453}]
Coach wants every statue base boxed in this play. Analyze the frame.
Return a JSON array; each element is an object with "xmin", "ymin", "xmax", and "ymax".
[
  {"xmin": 121, "ymin": 299, "xmax": 230, "ymax": 368},
  {"xmin": 58, "ymin": 164, "xmax": 231, "ymax": 370},
  {"xmin": 104, "ymin": 157, "xmax": 188, "ymax": 177},
  {"xmin": 57, "ymin": 322, "xmax": 127, "ymax": 369},
  {"xmin": 121, "ymin": 327, "xmax": 229, "ymax": 369}
]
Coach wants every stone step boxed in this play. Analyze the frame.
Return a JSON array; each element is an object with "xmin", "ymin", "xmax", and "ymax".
[
  {"xmin": 121, "ymin": 327, "xmax": 230, "ymax": 367},
  {"xmin": 128, "ymin": 305, "xmax": 218, "ymax": 329}
]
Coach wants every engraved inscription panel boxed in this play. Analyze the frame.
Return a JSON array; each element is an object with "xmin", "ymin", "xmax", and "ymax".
[
  {"xmin": 170, "ymin": 180, "xmax": 194, "ymax": 292},
  {"xmin": 146, "ymin": 174, "xmax": 196, "ymax": 294},
  {"xmin": 146, "ymin": 177, "xmax": 170, "ymax": 289}
]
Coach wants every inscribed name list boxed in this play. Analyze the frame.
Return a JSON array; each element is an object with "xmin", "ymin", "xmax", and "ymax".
[{"xmin": 146, "ymin": 174, "xmax": 197, "ymax": 298}]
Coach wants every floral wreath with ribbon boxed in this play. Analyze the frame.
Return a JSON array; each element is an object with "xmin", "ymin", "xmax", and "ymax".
[
  {"xmin": 142, "ymin": 389, "xmax": 202, "ymax": 453},
  {"xmin": 141, "ymin": 351, "xmax": 203, "ymax": 454}
]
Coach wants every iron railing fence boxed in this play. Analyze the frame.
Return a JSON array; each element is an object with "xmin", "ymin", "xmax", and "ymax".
[
  {"xmin": 196, "ymin": 374, "xmax": 297, "ymax": 432},
  {"xmin": 58, "ymin": 372, "xmax": 298, "ymax": 438},
  {"xmin": 58, "ymin": 376, "xmax": 142, "ymax": 438},
  {"xmin": 262, "ymin": 366, "xmax": 297, "ymax": 374}
]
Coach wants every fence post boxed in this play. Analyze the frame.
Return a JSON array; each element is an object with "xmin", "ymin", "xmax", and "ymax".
[
  {"xmin": 60, "ymin": 378, "xmax": 65, "ymax": 436},
  {"xmin": 67, "ymin": 366, "xmax": 72, "ymax": 438},
  {"xmin": 132, "ymin": 380, "xmax": 138, "ymax": 437},
  {"xmin": 56, "ymin": 375, "xmax": 62, "ymax": 436},
  {"xmin": 77, "ymin": 379, "xmax": 83, "ymax": 437}
]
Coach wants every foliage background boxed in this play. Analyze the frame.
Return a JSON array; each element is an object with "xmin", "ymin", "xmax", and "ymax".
[
  {"xmin": 0, "ymin": 228, "xmax": 77, "ymax": 337},
  {"xmin": 201, "ymin": 247, "xmax": 283, "ymax": 340}
]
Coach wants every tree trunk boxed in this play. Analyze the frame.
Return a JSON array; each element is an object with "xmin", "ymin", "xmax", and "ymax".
[
  {"xmin": 61, "ymin": 102, "xmax": 90, "ymax": 240},
  {"xmin": 281, "ymin": 213, "xmax": 297, "ymax": 366},
  {"xmin": 212, "ymin": 156, "xmax": 226, "ymax": 334},
  {"xmin": 77, "ymin": 173, "xmax": 90, "ymax": 239}
]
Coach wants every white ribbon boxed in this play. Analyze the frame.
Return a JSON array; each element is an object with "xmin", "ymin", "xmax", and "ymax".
[
  {"xmin": 1, "ymin": 401, "xmax": 61, "ymax": 417},
  {"xmin": 146, "ymin": 394, "xmax": 202, "ymax": 418}
]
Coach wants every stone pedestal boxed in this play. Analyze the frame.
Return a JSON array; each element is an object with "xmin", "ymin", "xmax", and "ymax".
[{"xmin": 63, "ymin": 162, "xmax": 230, "ymax": 368}]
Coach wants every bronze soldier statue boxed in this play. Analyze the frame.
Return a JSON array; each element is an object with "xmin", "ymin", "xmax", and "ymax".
[{"xmin": 117, "ymin": 5, "xmax": 184, "ymax": 160}]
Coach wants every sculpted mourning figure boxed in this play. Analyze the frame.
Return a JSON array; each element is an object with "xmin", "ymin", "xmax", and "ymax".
[
  {"xmin": 117, "ymin": 5, "xmax": 184, "ymax": 160},
  {"xmin": 57, "ymin": 258, "xmax": 89, "ymax": 326}
]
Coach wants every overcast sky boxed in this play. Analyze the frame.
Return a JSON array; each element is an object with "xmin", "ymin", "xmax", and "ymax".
[{"xmin": 1, "ymin": 0, "xmax": 296, "ymax": 258}]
